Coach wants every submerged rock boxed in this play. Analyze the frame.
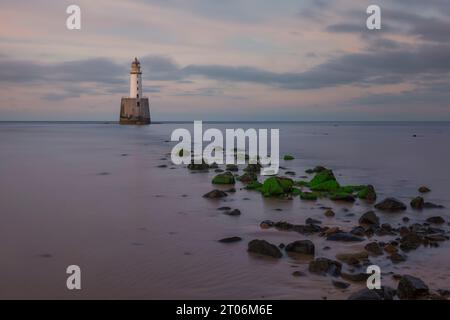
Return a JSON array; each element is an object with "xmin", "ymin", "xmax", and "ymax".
[
  {"xmin": 218, "ymin": 236, "xmax": 242, "ymax": 243},
  {"xmin": 308, "ymin": 258, "xmax": 342, "ymax": 276},
  {"xmin": 332, "ymin": 280, "xmax": 350, "ymax": 289},
  {"xmin": 243, "ymin": 163, "xmax": 261, "ymax": 173},
  {"xmin": 223, "ymin": 209, "xmax": 241, "ymax": 216},
  {"xmin": 336, "ymin": 251, "xmax": 368, "ymax": 265},
  {"xmin": 305, "ymin": 166, "xmax": 327, "ymax": 174},
  {"xmin": 418, "ymin": 186, "xmax": 431, "ymax": 193},
  {"xmin": 326, "ymin": 232, "xmax": 364, "ymax": 242},
  {"xmin": 423, "ymin": 202, "xmax": 444, "ymax": 209},
  {"xmin": 203, "ymin": 189, "xmax": 228, "ymax": 199},
  {"xmin": 283, "ymin": 154, "xmax": 295, "ymax": 161},
  {"xmin": 285, "ymin": 240, "xmax": 315, "ymax": 255},
  {"xmin": 397, "ymin": 275, "xmax": 429, "ymax": 300},
  {"xmin": 225, "ymin": 164, "xmax": 239, "ymax": 172},
  {"xmin": 329, "ymin": 192, "xmax": 355, "ymax": 202},
  {"xmin": 375, "ymin": 198, "xmax": 407, "ymax": 212},
  {"xmin": 341, "ymin": 272, "xmax": 370, "ymax": 283},
  {"xmin": 247, "ymin": 239, "xmax": 282, "ymax": 258},
  {"xmin": 359, "ymin": 211, "xmax": 380, "ymax": 226},
  {"xmin": 426, "ymin": 216, "xmax": 445, "ymax": 224},
  {"xmin": 212, "ymin": 172, "xmax": 236, "ymax": 185},
  {"xmin": 400, "ymin": 233, "xmax": 422, "ymax": 252}
]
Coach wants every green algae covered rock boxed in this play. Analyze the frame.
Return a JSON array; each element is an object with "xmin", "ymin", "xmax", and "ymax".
[
  {"xmin": 261, "ymin": 177, "xmax": 294, "ymax": 197},
  {"xmin": 309, "ymin": 169, "xmax": 340, "ymax": 191},
  {"xmin": 212, "ymin": 172, "xmax": 235, "ymax": 185},
  {"xmin": 300, "ymin": 191, "xmax": 319, "ymax": 201},
  {"xmin": 245, "ymin": 181, "xmax": 262, "ymax": 191},
  {"xmin": 283, "ymin": 154, "xmax": 295, "ymax": 161},
  {"xmin": 357, "ymin": 185, "xmax": 377, "ymax": 202},
  {"xmin": 329, "ymin": 191, "xmax": 355, "ymax": 202}
]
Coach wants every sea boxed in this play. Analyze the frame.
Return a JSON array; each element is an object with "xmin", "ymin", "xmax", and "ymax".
[{"xmin": 0, "ymin": 121, "xmax": 449, "ymax": 299}]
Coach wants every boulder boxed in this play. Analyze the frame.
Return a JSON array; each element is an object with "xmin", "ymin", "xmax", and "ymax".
[
  {"xmin": 309, "ymin": 169, "xmax": 340, "ymax": 191},
  {"xmin": 375, "ymin": 198, "xmax": 407, "ymax": 212},
  {"xmin": 400, "ymin": 233, "xmax": 422, "ymax": 251},
  {"xmin": 285, "ymin": 240, "xmax": 315, "ymax": 255},
  {"xmin": 212, "ymin": 172, "xmax": 235, "ymax": 185},
  {"xmin": 308, "ymin": 258, "xmax": 342, "ymax": 276},
  {"xmin": 247, "ymin": 239, "xmax": 282, "ymax": 258},
  {"xmin": 397, "ymin": 275, "xmax": 429, "ymax": 299},
  {"xmin": 329, "ymin": 192, "xmax": 355, "ymax": 202},
  {"xmin": 359, "ymin": 211, "xmax": 380, "ymax": 226},
  {"xmin": 223, "ymin": 209, "xmax": 241, "ymax": 216},
  {"xmin": 203, "ymin": 190, "xmax": 228, "ymax": 199},
  {"xmin": 283, "ymin": 154, "xmax": 295, "ymax": 161}
]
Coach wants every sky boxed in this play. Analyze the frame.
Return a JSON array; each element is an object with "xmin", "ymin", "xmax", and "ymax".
[{"xmin": 1, "ymin": 0, "xmax": 450, "ymax": 121}]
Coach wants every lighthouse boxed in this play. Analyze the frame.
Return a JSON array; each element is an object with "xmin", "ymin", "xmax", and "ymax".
[{"xmin": 120, "ymin": 57, "xmax": 151, "ymax": 125}]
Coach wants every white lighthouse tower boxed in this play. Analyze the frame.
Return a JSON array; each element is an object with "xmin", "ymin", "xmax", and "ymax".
[
  {"xmin": 120, "ymin": 57, "xmax": 151, "ymax": 124},
  {"xmin": 130, "ymin": 57, "xmax": 143, "ymax": 98}
]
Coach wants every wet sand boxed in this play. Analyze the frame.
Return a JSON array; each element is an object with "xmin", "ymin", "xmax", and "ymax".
[{"xmin": 0, "ymin": 122, "xmax": 449, "ymax": 299}]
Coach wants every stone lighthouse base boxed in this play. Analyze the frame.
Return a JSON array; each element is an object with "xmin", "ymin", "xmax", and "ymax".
[{"xmin": 119, "ymin": 98, "xmax": 151, "ymax": 125}]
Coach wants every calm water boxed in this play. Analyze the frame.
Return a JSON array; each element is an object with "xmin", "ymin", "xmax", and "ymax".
[{"xmin": 0, "ymin": 122, "xmax": 449, "ymax": 299}]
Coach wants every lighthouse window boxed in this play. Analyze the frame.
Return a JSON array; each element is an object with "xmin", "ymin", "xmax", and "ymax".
[{"xmin": 137, "ymin": 102, "xmax": 140, "ymax": 107}]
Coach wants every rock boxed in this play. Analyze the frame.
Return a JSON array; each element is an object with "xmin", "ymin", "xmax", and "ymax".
[
  {"xmin": 403, "ymin": 217, "xmax": 410, "ymax": 223},
  {"xmin": 260, "ymin": 177, "xmax": 294, "ymax": 197},
  {"xmin": 285, "ymin": 240, "xmax": 315, "ymax": 255},
  {"xmin": 327, "ymin": 232, "xmax": 364, "ymax": 242},
  {"xmin": 357, "ymin": 185, "xmax": 377, "ymax": 202},
  {"xmin": 365, "ymin": 242, "xmax": 383, "ymax": 256},
  {"xmin": 397, "ymin": 275, "xmax": 429, "ymax": 299},
  {"xmin": 285, "ymin": 171, "xmax": 296, "ymax": 176},
  {"xmin": 300, "ymin": 192, "xmax": 318, "ymax": 201},
  {"xmin": 224, "ymin": 209, "xmax": 241, "ymax": 216},
  {"xmin": 348, "ymin": 288, "xmax": 381, "ymax": 300},
  {"xmin": 260, "ymin": 220, "xmax": 274, "ymax": 229},
  {"xmin": 418, "ymin": 186, "xmax": 431, "ymax": 193},
  {"xmin": 359, "ymin": 211, "xmax": 380, "ymax": 226},
  {"xmin": 389, "ymin": 252, "xmax": 407, "ymax": 263},
  {"xmin": 332, "ymin": 280, "xmax": 350, "ymax": 289},
  {"xmin": 375, "ymin": 198, "xmax": 407, "ymax": 212},
  {"xmin": 292, "ymin": 271, "xmax": 306, "ymax": 277},
  {"xmin": 423, "ymin": 202, "xmax": 444, "ymax": 209},
  {"xmin": 157, "ymin": 164, "xmax": 167, "ymax": 168},
  {"xmin": 350, "ymin": 226, "xmax": 365, "ymax": 237},
  {"xmin": 305, "ymin": 166, "xmax": 327, "ymax": 174},
  {"xmin": 336, "ymin": 251, "xmax": 368, "ymax": 264},
  {"xmin": 218, "ymin": 236, "xmax": 242, "ymax": 243},
  {"xmin": 247, "ymin": 239, "xmax": 282, "ymax": 258},
  {"xmin": 203, "ymin": 190, "xmax": 228, "ymax": 199},
  {"xmin": 341, "ymin": 272, "xmax": 369, "ymax": 282},
  {"xmin": 426, "ymin": 216, "xmax": 445, "ymax": 224},
  {"xmin": 214, "ymin": 169, "xmax": 224, "ymax": 173},
  {"xmin": 324, "ymin": 209, "xmax": 335, "ymax": 217},
  {"xmin": 437, "ymin": 289, "xmax": 450, "ymax": 297},
  {"xmin": 209, "ymin": 163, "xmax": 219, "ymax": 169},
  {"xmin": 348, "ymin": 287, "xmax": 396, "ymax": 300},
  {"xmin": 309, "ymin": 169, "xmax": 340, "ymax": 191},
  {"xmin": 212, "ymin": 172, "xmax": 236, "ymax": 185},
  {"xmin": 400, "ymin": 233, "xmax": 422, "ymax": 251},
  {"xmin": 225, "ymin": 164, "xmax": 239, "ymax": 172},
  {"xmin": 410, "ymin": 196, "xmax": 424, "ymax": 209},
  {"xmin": 329, "ymin": 193, "xmax": 355, "ymax": 202},
  {"xmin": 237, "ymin": 172, "xmax": 257, "ymax": 183},
  {"xmin": 187, "ymin": 159, "xmax": 210, "ymax": 170},
  {"xmin": 305, "ymin": 218, "xmax": 321, "ymax": 225},
  {"xmin": 308, "ymin": 258, "xmax": 342, "ymax": 276},
  {"xmin": 283, "ymin": 154, "xmax": 295, "ymax": 161},
  {"xmin": 225, "ymin": 187, "xmax": 236, "ymax": 193},
  {"xmin": 243, "ymin": 163, "xmax": 261, "ymax": 173},
  {"xmin": 217, "ymin": 206, "xmax": 231, "ymax": 211},
  {"xmin": 384, "ymin": 244, "xmax": 398, "ymax": 254}
]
